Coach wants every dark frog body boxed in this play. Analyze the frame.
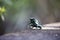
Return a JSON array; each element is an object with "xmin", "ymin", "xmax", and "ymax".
[{"xmin": 29, "ymin": 18, "xmax": 42, "ymax": 29}]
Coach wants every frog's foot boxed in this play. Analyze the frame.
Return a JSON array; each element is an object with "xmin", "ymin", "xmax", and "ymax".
[{"xmin": 30, "ymin": 26, "xmax": 41, "ymax": 30}]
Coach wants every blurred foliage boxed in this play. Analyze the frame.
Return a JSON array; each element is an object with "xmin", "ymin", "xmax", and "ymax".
[
  {"xmin": 0, "ymin": 6, "xmax": 6, "ymax": 15},
  {"xmin": 0, "ymin": 1, "xmax": 6, "ymax": 16},
  {"xmin": 0, "ymin": 0, "xmax": 37, "ymax": 22},
  {"xmin": 0, "ymin": 0, "xmax": 60, "ymax": 15},
  {"xmin": 3, "ymin": 0, "xmax": 37, "ymax": 13},
  {"xmin": 51, "ymin": 0, "xmax": 60, "ymax": 8}
]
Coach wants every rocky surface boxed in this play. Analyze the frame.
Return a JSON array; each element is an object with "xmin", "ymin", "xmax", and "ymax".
[{"xmin": 0, "ymin": 30, "xmax": 60, "ymax": 40}]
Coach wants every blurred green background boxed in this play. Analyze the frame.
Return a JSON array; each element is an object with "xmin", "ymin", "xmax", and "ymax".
[{"xmin": 0, "ymin": 0, "xmax": 60, "ymax": 35}]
